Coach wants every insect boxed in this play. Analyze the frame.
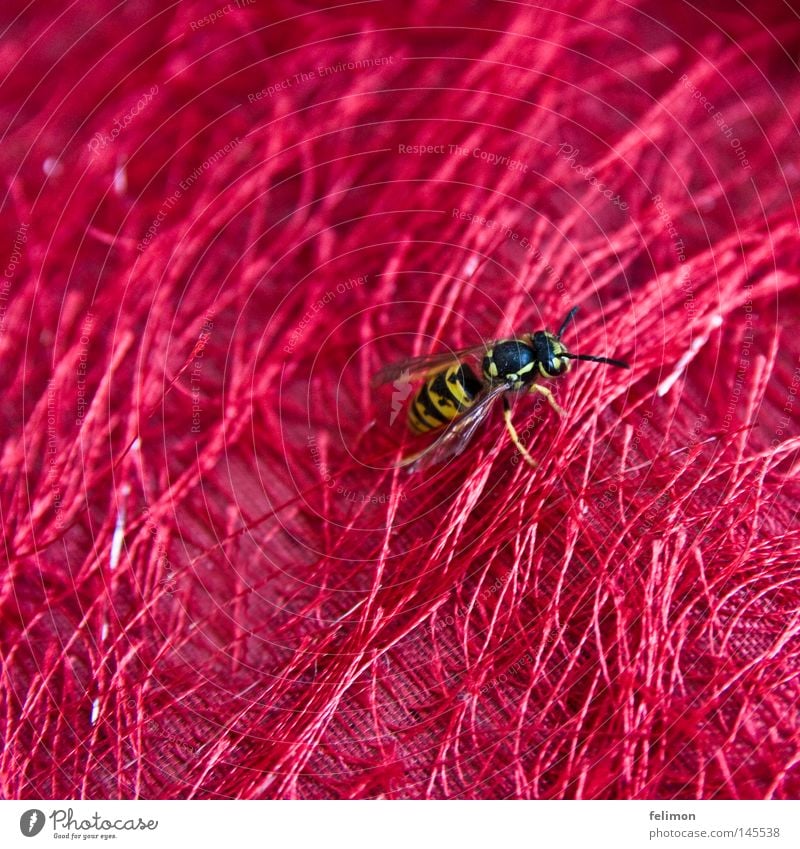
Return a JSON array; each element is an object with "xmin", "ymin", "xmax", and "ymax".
[{"xmin": 372, "ymin": 306, "xmax": 629, "ymax": 472}]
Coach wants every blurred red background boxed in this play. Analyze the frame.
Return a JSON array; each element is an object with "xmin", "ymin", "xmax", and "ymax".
[{"xmin": 1, "ymin": 0, "xmax": 799, "ymax": 798}]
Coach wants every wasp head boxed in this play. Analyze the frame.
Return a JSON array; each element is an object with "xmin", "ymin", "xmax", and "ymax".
[
  {"xmin": 532, "ymin": 330, "xmax": 572, "ymax": 377},
  {"xmin": 531, "ymin": 306, "xmax": 630, "ymax": 377}
]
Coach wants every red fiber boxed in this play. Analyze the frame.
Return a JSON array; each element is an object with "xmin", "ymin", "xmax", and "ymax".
[{"xmin": 1, "ymin": 1, "xmax": 799, "ymax": 799}]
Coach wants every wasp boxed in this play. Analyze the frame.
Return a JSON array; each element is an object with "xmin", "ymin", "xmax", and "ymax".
[{"xmin": 372, "ymin": 306, "xmax": 629, "ymax": 472}]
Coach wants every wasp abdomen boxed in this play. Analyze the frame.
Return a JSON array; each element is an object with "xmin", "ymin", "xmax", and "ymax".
[{"xmin": 408, "ymin": 363, "xmax": 483, "ymax": 433}]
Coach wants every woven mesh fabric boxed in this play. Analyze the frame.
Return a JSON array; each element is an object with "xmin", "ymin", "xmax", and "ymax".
[{"xmin": 1, "ymin": 1, "xmax": 799, "ymax": 799}]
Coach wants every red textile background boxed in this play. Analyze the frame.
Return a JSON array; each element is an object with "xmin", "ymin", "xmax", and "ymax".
[{"xmin": 1, "ymin": 1, "xmax": 799, "ymax": 799}]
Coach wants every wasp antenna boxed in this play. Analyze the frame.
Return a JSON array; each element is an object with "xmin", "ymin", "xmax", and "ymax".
[
  {"xmin": 564, "ymin": 352, "xmax": 630, "ymax": 369},
  {"xmin": 557, "ymin": 306, "xmax": 580, "ymax": 340}
]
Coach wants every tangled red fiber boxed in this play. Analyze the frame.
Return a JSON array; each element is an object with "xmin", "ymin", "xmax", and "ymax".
[{"xmin": 1, "ymin": 0, "xmax": 799, "ymax": 800}]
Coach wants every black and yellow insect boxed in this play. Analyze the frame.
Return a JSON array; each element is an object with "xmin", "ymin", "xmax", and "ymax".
[{"xmin": 373, "ymin": 306, "xmax": 629, "ymax": 472}]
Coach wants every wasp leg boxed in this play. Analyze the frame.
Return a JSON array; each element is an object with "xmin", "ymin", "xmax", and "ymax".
[
  {"xmin": 503, "ymin": 397, "xmax": 536, "ymax": 468},
  {"xmin": 530, "ymin": 383, "xmax": 566, "ymax": 417}
]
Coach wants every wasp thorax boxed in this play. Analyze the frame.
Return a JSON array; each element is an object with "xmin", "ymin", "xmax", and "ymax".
[{"xmin": 483, "ymin": 340, "xmax": 537, "ymax": 385}]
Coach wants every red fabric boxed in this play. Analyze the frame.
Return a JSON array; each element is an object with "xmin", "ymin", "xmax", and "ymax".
[{"xmin": 1, "ymin": 1, "xmax": 799, "ymax": 799}]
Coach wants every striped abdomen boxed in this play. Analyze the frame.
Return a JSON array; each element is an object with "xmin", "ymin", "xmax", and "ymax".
[{"xmin": 408, "ymin": 363, "xmax": 483, "ymax": 434}]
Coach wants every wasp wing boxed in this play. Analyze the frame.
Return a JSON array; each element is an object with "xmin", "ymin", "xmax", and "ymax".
[
  {"xmin": 371, "ymin": 343, "xmax": 489, "ymax": 387},
  {"xmin": 401, "ymin": 382, "xmax": 511, "ymax": 473}
]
